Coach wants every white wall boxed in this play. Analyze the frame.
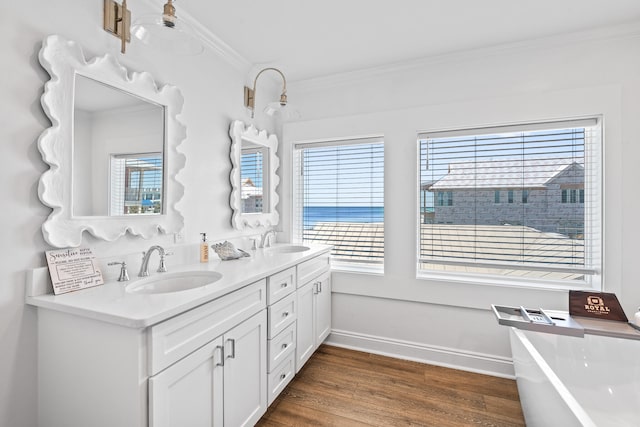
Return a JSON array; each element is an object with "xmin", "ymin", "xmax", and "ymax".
[
  {"xmin": 0, "ymin": 1, "xmax": 274, "ymax": 425},
  {"xmin": 283, "ymin": 28, "xmax": 640, "ymax": 376}
]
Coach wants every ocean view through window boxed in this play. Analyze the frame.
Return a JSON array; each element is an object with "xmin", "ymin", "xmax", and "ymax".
[
  {"xmin": 418, "ymin": 118, "xmax": 602, "ymax": 287},
  {"xmin": 294, "ymin": 137, "xmax": 384, "ymax": 266}
]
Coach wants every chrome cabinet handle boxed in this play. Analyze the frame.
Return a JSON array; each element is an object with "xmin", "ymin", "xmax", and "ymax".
[
  {"xmin": 226, "ymin": 338, "xmax": 236, "ymax": 359},
  {"xmin": 281, "ymin": 343, "xmax": 288, "ymax": 350},
  {"xmin": 280, "ymin": 282, "xmax": 288, "ymax": 288},
  {"xmin": 215, "ymin": 345, "xmax": 225, "ymax": 367},
  {"xmin": 282, "ymin": 311, "xmax": 289, "ymax": 318},
  {"xmin": 280, "ymin": 373, "xmax": 286, "ymax": 380}
]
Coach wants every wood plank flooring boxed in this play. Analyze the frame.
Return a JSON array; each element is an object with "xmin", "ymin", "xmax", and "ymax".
[{"xmin": 257, "ymin": 345, "xmax": 525, "ymax": 426}]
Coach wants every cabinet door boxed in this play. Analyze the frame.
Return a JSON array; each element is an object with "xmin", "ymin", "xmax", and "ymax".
[
  {"xmin": 295, "ymin": 280, "xmax": 315, "ymax": 372},
  {"xmin": 149, "ymin": 337, "xmax": 224, "ymax": 427},
  {"xmin": 314, "ymin": 271, "xmax": 332, "ymax": 345},
  {"xmin": 223, "ymin": 310, "xmax": 268, "ymax": 427}
]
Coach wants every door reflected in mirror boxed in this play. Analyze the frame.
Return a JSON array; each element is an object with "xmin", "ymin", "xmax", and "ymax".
[
  {"xmin": 240, "ymin": 141, "xmax": 269, "ymax": 214},
  {"xmin": 73, "ymin": 74, "xmax": 165, "ymax": 217}
]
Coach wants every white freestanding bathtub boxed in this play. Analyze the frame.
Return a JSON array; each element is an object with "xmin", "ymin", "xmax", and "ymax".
[{"xmin": 510, "ymin": 328, "xmax": 640, "ymax": 427}]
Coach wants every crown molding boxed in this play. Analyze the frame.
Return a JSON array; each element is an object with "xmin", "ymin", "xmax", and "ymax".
[{"xmin": 289, "ymin": 20, "xmax": 640, "ymax": 92}]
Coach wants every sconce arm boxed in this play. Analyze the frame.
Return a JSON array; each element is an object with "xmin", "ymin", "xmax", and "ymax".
[
  {"xmin": 251, "ymin": 67, "xmax": 287, "ymax": 95},
  {"xmin": 244, "ymin": 67, "xmax": 288, "ymax": 117}
]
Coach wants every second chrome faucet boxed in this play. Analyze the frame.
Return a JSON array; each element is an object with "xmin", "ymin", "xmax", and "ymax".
[{"xmin": 260, "ymin": 229, "xmax": 277, "ymax": 248}]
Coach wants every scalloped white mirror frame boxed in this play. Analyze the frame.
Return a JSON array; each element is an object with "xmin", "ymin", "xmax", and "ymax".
[
  {"xmin": 229, "ymin": 120, "xmax": 280, "ymax": 230},
  {"xmin": 37, "ymin": 35, "xmax": 186, "ymax": 248}
]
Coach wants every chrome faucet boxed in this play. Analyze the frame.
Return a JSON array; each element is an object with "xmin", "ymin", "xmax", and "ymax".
[
  {"xmin": 138, "ymin": 245, "xmax": 170, "ymax": 277},
  {"xmin": 260, "ymin": 229, "xmax": 277, "ymax": 248}
]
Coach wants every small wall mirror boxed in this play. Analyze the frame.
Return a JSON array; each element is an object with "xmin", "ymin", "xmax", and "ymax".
[
  {"xmin": 38, "ymin": 35, "xmax": 186, "ymax": 247},
  {"xmin": 229, "ymin": 120, "xmax": 280, "ymax": 229}
]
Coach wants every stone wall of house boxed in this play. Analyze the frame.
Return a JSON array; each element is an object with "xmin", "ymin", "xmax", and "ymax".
[{"xmin": 433, "ymin": 187, "xmax": 583, "ymax": 235}]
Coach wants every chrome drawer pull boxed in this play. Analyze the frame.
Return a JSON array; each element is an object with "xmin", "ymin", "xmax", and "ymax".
[
  {"xmin": 282, "ymin": 311, "xmax": 289, "ymax": 317},
  {"xmin": 280, "ymin": 282, "xmax": 288, "ymax": 288},
  {"xmin": 281, "ymin": 343, "xmax": 288, "ymax": 349},
  {"xmin": 226, "ymin": 338, "xmax": 236, "ymax": 359},
  {"xmin": 280, "ymin": 373, "xmax": 286, "ymax": 380},
  {"xmin": 215, "ymin": 345, "xmax": 225, "ymax": 367}
]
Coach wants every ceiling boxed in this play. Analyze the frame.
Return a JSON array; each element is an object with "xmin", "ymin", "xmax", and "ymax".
[{"xmin": 178, "ymin": 0, "xmax": 640, "ymax": 82}]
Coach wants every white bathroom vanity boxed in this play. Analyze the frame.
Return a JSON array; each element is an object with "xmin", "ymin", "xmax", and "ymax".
[{"xmin": 26, "ymin": 244, "xmax": 332, "ymax": 427}]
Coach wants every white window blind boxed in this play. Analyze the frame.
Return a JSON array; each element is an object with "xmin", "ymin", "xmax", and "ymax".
[
  {"xmin": 110, "ymin": 152, "xmax": 163, "ymax": 216},
  {"xmin": 418, "ymin": 118, "xmax": 601, "ymax": 286},
  {"xmin": 294, "ymin": 137, "xmax": 384, "ymax": 265}
]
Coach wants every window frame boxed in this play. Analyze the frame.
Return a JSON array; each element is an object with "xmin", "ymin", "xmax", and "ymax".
[
  {"xmin": 109, "ymin": 151, "xmax": 164, "ymax": 216},
  {"xmin": 416, "ymin": 117, "xmax": 602, "ymax": 290},
  {"xmin": 292, "ymin": 136, "xmax": 385, "ymax": 273}
]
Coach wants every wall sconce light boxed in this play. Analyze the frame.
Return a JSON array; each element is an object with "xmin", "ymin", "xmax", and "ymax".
[
  {"xmin": 103, "ymin": 0, "xmax": 204, "ymax": 55},
  {"xmin": 244, "ymin": 68, "xmax": 299, "ymax": 120},
  {"xmin": 103, "ymin": 0, "xmax": 130, "ymax": 54},
  {"xmin": 132, "ymin": 0, "xmax": 204, "ymax": 55}
]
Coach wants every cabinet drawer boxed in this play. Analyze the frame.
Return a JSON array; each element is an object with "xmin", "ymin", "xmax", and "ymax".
[
  {"xmin": 267, "ymin": 267, "xmax": 296, "ymax": 305},
  {"xmin": 148, "ymin": 280, "xmax": 266, "ymax": 375},
  {"xmin": 267, "ymin": 353, "xmax": 295, "ymax": 405},
  {"xmin": 267, "ymin": 322, "xmax": 296, "ymax": 372},
  {"xmin": 267, "ymin": 292, "xmax": 296, "ymax": 339},
  {"xmin": 297, "ymin": 254, "xmax": 330, "ymax": 287}
]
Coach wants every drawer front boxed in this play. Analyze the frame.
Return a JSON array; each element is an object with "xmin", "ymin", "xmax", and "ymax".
[
  {"xmin": 267, "ymin": 267, "xmax": 296, "ymax": 305},
  {"xmin": 149, "ymin": 279, "xmax": 266, "ymax": 375},
  {"xmin": 268, "ymin": 322, "xmax": 296, "ymax": 372},
  {"xmin": 267, "ymin": 354, "xmax": 295, "ymax": 405},
  {"xmin": 297, "ymin": 254, "xmax": 330, "ymax": 287},
  {"xmin": 268, "ymin": 292, "xmax": 296, "ymax": 339}
]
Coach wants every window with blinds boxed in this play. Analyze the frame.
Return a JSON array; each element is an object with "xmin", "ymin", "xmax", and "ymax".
[
  {"xmin": 110, "ymin": 152, "xmax": 163, "ymax": 215},
  {"xmin": 294, "ymin": 138, "xmax": 384, "ymax": 265},
  {"xmin": 418, "ymin": 118, "xmax": 602, "ymax": 286}
]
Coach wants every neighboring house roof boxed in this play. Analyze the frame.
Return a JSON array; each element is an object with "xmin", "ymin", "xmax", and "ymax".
[
  {"xmin": 420, "ymin": 223, "xmax": 585, "ymax": 280},
  {"xmin": 304, "ymin": 222, "xmax": 383, "ymax": 263},
  {"xmin": 302, "ymin": 221, "xmax": 583, "ymax": 279},
  {"xmin": 428, "ymin": 158, "xmax": 584, "ymax": 190}
]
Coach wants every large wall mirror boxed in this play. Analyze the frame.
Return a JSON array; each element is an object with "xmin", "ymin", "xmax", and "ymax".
[
  {"xmin": 38, "ymin": 35, "xmax": 186, "ymax": 247},
  {"xmin": 229, "ymin": 120, "xmax": 280, "ymax": 229}
]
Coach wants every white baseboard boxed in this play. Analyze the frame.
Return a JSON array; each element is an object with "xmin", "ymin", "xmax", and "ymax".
[{"xmin": 325, "ymin": 329, "xmax": 515, "ymax": 379}]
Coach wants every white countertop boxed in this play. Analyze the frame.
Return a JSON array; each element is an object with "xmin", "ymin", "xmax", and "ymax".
[{"xmin": 26, "ymin": 244, "xmax": 332, "ymax": 329}]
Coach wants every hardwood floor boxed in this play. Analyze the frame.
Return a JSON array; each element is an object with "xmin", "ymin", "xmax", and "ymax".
[{"xmin": 257, "ymin": 345, "xmax": 525, "ymax": 426}]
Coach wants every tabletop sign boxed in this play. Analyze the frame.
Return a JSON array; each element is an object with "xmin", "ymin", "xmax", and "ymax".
[
  {"xmin": 45, "ymin": 248, "xmax": 104, "ymax": 295},
  {"xmin": 569, "ymin": 290, "xmax": 628, "ymax": 322}
]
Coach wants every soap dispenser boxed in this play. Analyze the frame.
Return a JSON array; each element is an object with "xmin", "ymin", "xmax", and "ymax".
[{"xmin": 200, "ymin": 233, "xmax": 209, "ymax": 263}]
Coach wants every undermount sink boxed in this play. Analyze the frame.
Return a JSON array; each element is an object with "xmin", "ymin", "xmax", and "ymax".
[
  {"xmin": 265, "ymin": 245, "xmax": 311, "ymax": 254},
  {"xmin": 126, "ymin": 271, "xmax": 223, "ymax": 295}
]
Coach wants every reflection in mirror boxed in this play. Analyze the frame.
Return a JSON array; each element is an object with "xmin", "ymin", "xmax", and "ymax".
[
  {"xmin": 240, "ymin": 141, "xmax": 269, "ymax": 213},
  {"xmin": 229, "ymin": 120, "xmax": 280, "ymax": 230},
  {"xmin": 72, "ymin": 75, "xmax": 165, "ymax": 217}
]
